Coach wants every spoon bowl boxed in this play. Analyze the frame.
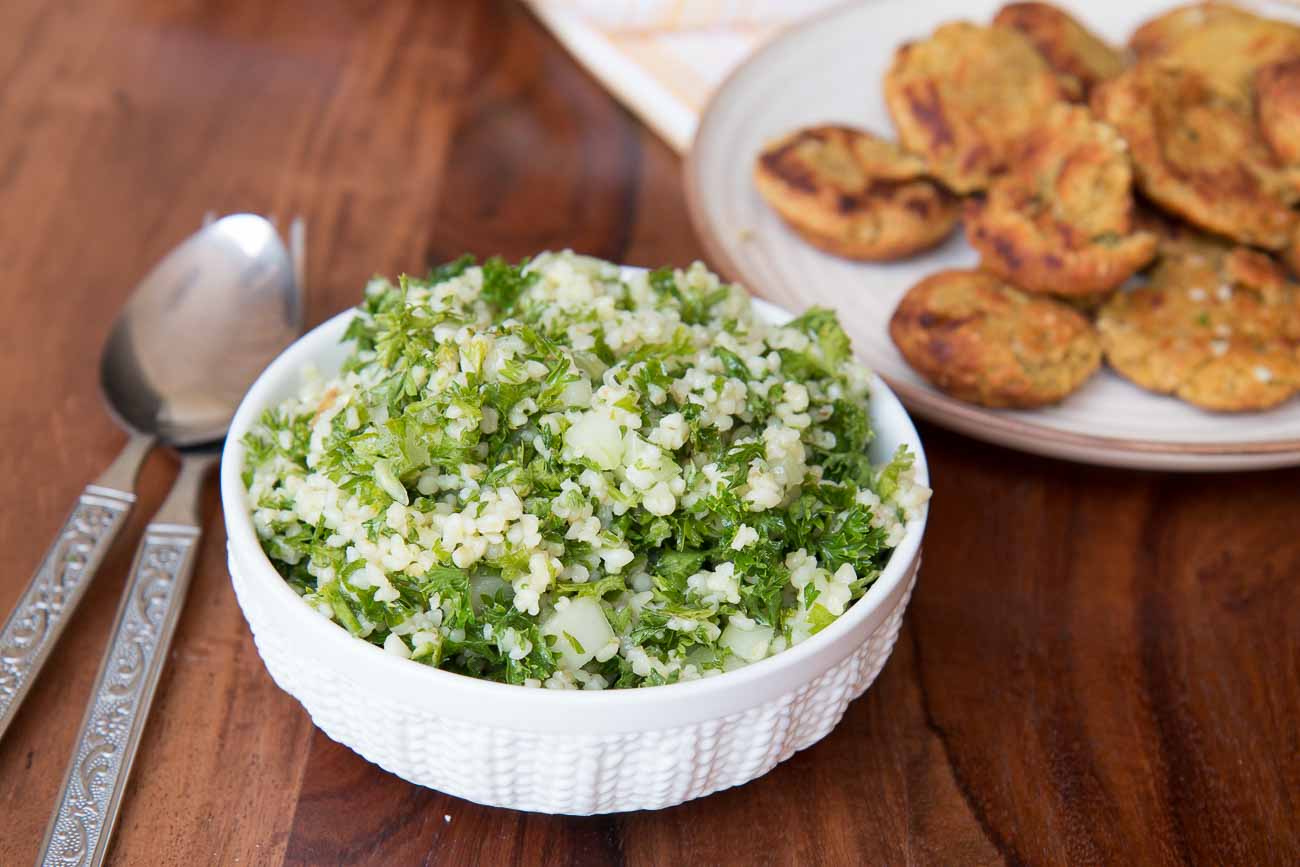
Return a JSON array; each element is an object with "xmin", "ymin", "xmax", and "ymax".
[
  {"xmin": 29, "ymin": 213, "xmax": 305, "ymax": 867},
  {"xmin": 1, "ymin": 213, "xmax": 303, "ymax": 746},
  {"xmin": 100, "ymin": 213, "xmax": 302, "ymax": 448}
]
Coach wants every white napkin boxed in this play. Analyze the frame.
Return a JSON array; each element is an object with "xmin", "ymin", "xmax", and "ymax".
[{"xmin": 524, "ymin": 0, "xmax": 846, "ymax": 152}]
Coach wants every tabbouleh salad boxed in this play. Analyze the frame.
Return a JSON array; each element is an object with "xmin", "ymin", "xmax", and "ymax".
[{"xmin": 243, "ymin": 252, "xmax": 929, "ymax": 689}]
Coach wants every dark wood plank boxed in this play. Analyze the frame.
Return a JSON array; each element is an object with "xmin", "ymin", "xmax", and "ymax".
[
  {"xmin": 0, "ymin": 0, "xmax": 1297, "ymax": 864},
  {"xmin": 284, "ymin": 730, "xmax": 623, "ymax": 867},
  {"xmin": 619, "ymin": 612, "xmax": 1002, "ymax": 867},
  {"xmin": 0, "ymin": 0, "xmax": 480, "ymax": 862},
  {"xmin": 423, "ymin": 0, "xmax": 641, "ymax": 266},
  {"xmin": 912, "ymin": 427, "xmax": 1300, "ymax": 866}
]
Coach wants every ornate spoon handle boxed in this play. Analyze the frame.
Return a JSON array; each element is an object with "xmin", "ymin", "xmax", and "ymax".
[
  {"xmin": 38, "ymin": 452, "xmax": 216, "ymax": 867},
  {"xmin": 0, "ymin": 433, "xmax": 153, "ymax": 743}
]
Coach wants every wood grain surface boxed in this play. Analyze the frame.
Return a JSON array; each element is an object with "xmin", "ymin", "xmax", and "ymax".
[{"xmin": 0, "ymin": 1, "xmax": 1296, "ymax": 864}]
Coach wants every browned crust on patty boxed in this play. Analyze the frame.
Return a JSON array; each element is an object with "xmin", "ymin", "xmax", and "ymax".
[
  {"xmin": 753, "ymin": 125, "xmax": 959, "ymax": 261},
  {"xmin": 883, "ymin": 22, "xmax": 1063, "ymax": 193},
  {"xmin": 1284, "ymin": 220, "xmax": 1300, "ymax": 278},
  {"xmin": 1098, "ymin": 243, "xmax": 1300, "ymax": 411},
  {"xmin": 1131, "ymin": 5, "xmax": 1300, "ymax": 100},
  {"xmin": 1257, "ymin": 57, "xmax": 1300, "ymax": 167},
  {"xmin": 964, "ymin": 104, "xmax": 1157, "ymax": 297},
  {"xmin": 1091, "ymin": 63, "xmax": 1298, "ymax": 249},
  {"xmin": 889, "ymin": 268, "xmax": 1102, "ymax": 407},
  {"xmin": 1129, "ymin": 2, "xmax": 1265, "ymax": 61},
  {"xmin": 993, "ymin": 2, "xmax": 1127, "ymax": 101}
]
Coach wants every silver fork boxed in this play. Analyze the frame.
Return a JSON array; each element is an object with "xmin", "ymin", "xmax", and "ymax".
[
  {"xmin": 0, "ymin": 214, "xmax": 306, "ymax": 748},
  {"xmin": 30, "ymin": 213, "xmax": 306, "ymax": 867}
]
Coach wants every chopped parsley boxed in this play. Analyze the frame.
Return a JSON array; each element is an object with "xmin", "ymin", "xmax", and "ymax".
[{"xmin": 244, "ymin": 252, "xmax": 928, "ymax": 689}]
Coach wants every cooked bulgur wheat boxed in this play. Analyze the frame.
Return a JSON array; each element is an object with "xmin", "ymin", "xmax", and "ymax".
[{"xmin": 244, "ymin": 252, "xmax": 928, "ymax": 689}]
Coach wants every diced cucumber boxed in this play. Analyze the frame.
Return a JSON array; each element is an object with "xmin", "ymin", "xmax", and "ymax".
[
  {"xmin": 470, "ymin": 574, "xmax": 509, "ymax": 611},
  {"xmin": 564, "ymin": 413, "xmax": 624, "ymax": 470},
  {"xmin": 541, "ymin": 597, "xmax": 614, "ymax": 671},
  {"xmin": 720, "ymin": 621, "xmax": 773, "ymax": 663}
]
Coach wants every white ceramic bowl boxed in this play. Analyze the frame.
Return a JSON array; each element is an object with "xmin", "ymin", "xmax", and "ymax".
[{"xmin": 220, "ymin": 293, "xmax": 929, "ymax": 814}]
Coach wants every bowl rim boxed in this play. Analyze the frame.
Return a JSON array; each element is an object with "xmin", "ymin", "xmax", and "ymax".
[{"xmin": 220, "ymin": 282, "xmax": 929, "ymax": 706}]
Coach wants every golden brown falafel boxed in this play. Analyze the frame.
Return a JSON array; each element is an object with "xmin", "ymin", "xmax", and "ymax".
[
  {"xmin": 964, "ymin": 104, "xmax": 1157, "ymax": 297},
  {"xmin": 993, "ymin": 2, "xmax": 1127, "ymax": 101},
  {"xmin": 884, "ymin": 22, "xmax": 1064, "ymax": 193},
  {"xmin": 889, "ymin": 268, "xmax": 1102, "ymax": 407},
  {"xmin": 1129, "ymin": 2, "xmax": 1268, "ymax": 61},
  {"xmin": 753, "ymin": 125, "xmax": 960, "ymax": 261},
  {"xmin": 1098, "ymin": 244, "xmax": 1300, "ymax": 411},
  {"xmin": 1136, "ymin": 5, "xmax": 1300, "ymax": 100},
  {"xmin": 1256, "ymin": 57, "xmax": 1300, "ymax": 167},
  {"xmin": 1091, "ymin": 63, "xmax": 1297, "ymax": 249}
]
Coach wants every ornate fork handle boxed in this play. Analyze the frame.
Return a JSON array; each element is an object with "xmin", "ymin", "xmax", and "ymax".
[
  {"xmin": 0, "ymin": 433, "xmax": 153, "ymax": 742},
  {"xmin": 38, "ymin": 452, "xmax": 215, "ymax": 867}
]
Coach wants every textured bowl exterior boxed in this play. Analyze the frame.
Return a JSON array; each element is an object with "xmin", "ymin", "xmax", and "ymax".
[
  {"xmin": 220, "ymin": 292, "xmax": 929, "ymax": 814},
  {"xmin": 229, "ymin": 545, "xmax": 917, "ymax": 813}
]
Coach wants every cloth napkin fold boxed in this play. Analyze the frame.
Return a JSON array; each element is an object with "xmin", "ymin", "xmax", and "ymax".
[{"xmin": 525, "ymin": 0, "xmax": 844, "ymax": 152}]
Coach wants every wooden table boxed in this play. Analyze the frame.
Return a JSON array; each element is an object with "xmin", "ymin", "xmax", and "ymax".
[{"xmin": 2, "ymin": 1, "xmax": 1297, "ymax": 863}]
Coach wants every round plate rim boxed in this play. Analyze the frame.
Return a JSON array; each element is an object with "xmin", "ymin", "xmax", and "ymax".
[{"xmin": 682, "ymin": 0, "xmax": 1300, "ymax": 464}]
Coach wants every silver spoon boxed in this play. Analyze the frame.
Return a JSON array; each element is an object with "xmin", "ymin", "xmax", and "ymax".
[{"xmin": 9, "ymin": 214, "xmax": 302, "ymax": 867}]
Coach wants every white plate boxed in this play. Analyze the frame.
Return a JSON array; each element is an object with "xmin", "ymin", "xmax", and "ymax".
[{"xmin": 685, "ymin": 0, "xmax": 1300, "ymax": 471}]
